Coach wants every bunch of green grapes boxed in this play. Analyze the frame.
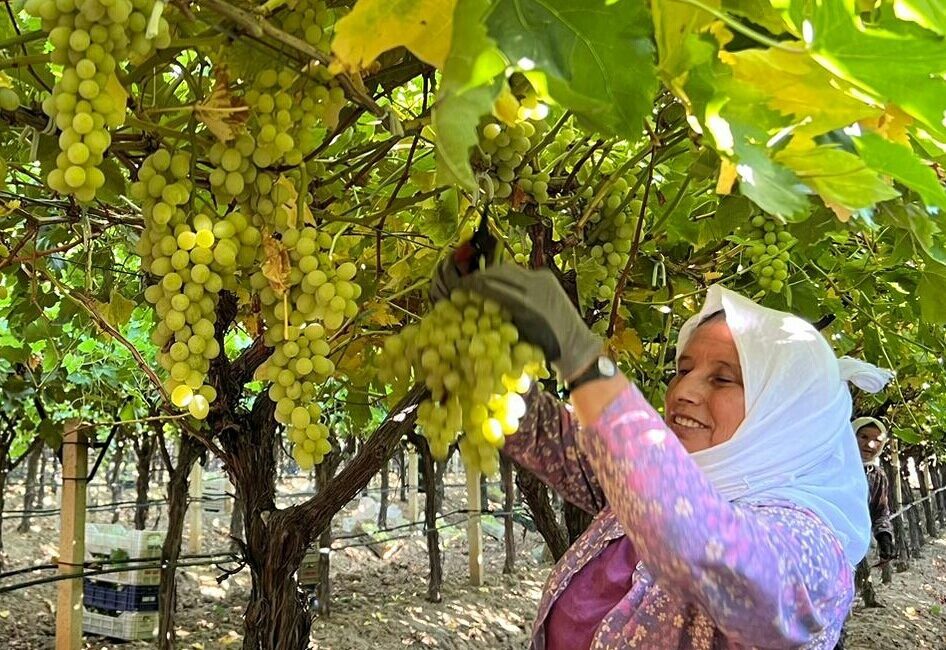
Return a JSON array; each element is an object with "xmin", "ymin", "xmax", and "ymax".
[
  {"xmin": 745, "ymin": 214, "xmax": 793, "ymax": 293},
  {"xmin": 477, "ymin": 118, "xmax": 545, "ymax": 200},
  {"xmin": 379, "ymin": 290, "xmax": 547, "ymax": 475},
  {"xmin": 585, "ymin": 178, "xmax": 638, "ymax": 303},
  {"xmin": 244, "ymin": 69, "xmax": 305, "ymax": 168},
  {"xmin": 132, "ymin": 149, "xmax": 220, "ymax": 420},
  {"xmin": 207, "ymin": 134, "xmax": 257, "ymax": 202},
  {"xmin": 252, "ymin": 226, "xmax": 360, "ymax": 469},
  {"xmin": 26, "ymin": 0, "xmax": 170, "ymax": 202},
  {"xmin": 507, "ymin": 232, "xmax": 531, "ymax": 265},
  {"xmin": 206, "ymin": 209, "xmax": 262, "ymax": 295},
  {"xmin": 517, "ymin": 168, "xmax": 551, "ymax": 204}
]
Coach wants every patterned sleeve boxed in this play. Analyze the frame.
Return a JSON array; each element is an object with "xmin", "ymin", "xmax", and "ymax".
[
  {"xmin": 500, "ymin": 385, "xmax": 605, "ymax": 514},
  {"xmin": 577, "ymin": 384, "xmax": 854, "ymax": 647},
  {"xmin": 868, "ymin": 469, "xmax": 894, "ymax": 539}
]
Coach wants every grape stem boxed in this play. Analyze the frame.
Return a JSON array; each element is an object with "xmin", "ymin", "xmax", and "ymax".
[
  {"xmin": 0, "ymin": 54, "xmax": 50, "ymax": 71},
  {"xmin": 196, "ymin": 0, "xmax": 388, "ymax": 123},
  {"xmin": 607, "ymin": 144, "xmax": 656, "ymax": 338},
  {"xmin": 0, "ymin": 29, "xmax": 45, "ymax": 51}
]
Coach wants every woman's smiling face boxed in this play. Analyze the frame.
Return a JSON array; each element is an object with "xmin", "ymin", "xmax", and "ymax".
[{"xmin": 665, "ymin": 316, "xmax": 746, "ymax": 453}]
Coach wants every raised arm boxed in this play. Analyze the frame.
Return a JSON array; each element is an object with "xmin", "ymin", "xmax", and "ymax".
[
  {"xmin": 500, "ymin": 385, "xmax": 605, "ymax": 514},
  {"xmin": 573, "ymin": 381, "xmax": 853, "ymax": 647}
]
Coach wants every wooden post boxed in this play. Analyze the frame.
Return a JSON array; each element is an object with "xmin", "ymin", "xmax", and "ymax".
[
  {"xmin": 886, "ymin": 442, "xmax": 910, "ymax": 571},
  {"xmin": 501, "ymin": 456, "xmax": 515, "ymax": 575},
  {"xmin": 902, "ymin": 457, "xmax": 924, "ymax": 554},
  {"xmin": 56, "ymin": 420, "xmax": 86, "ymax": 650},
  {"xmin": 937, "ymin": 465, "xmax": 946, "ymax": 525},
  {"xmin": 407, "ymin": 446, "xmax": 419, "ymax": 523},
  {"xmin": 919, "ymin": 458, "xmax": 937, "ymax": 537},
  {"xmin": 187, "ymin": 462, "xmax": 203, "ymax": 554},
  {"xmin": 466, "ymin": 466, "xmax": 483, "ymax": 586}
]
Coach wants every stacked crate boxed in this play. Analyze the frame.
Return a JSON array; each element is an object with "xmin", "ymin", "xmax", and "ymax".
[
  {"xmin": 202, "ymin": 470, "xmax": 234, "ymax": 515},
  {"xmin": 297, "ymin": 547, "xmax": 320, "ymax": 589},
  {"xmin": 83, "ymin": 523, "xmax": 164, "ymax": 641}
]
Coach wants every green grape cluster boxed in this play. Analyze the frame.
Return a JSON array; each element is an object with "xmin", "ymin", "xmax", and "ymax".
[
  {"xmin": 0, "ymin": 87, "xmax": 19, "ymax": 112},
  {"xmin": 508, "ymin": 233, "xmax": 531, "ymax": 265},
  {"xmin": 518, "ymin": 168, "xmax": 551, "ymax": 204},
  {"xmin": 379, "ymin": 290, "xmax": 547, "ymax": 475},
  {"xmin": 745, "ymin": 214, "xmax": 794, "ymax": 293},
  {"xmin": 277, "ymin": 0, "xmax": 335, "ymax": 51},
  {"xmin": 132, "ymin": 149, "xmax": 229, "ymax": 420},
  {"xmin": 244, "ymin": 69, "xmax": 305, "ymax": 169},
  {"xmin": 252, "ymin": 226, "xmax": 361, "ymax": 469},
  {"xmin": 207, "ymin": 134, "xmax": 257, "ymax": 202},
  {"xmin": 26, "ymin": 0, "xmax": 170, "ymax": 201},
  {"xmin": 586, "ymin": 178, "xmax": 638, "ymax": 303},
  {"xmin": 477, "ymin": 118, "xmax": 545, "ymax": 201}
]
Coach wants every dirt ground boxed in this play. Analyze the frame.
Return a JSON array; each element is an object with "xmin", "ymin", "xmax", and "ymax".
[{"xmin": 1, "ymin": 480, "xmax": 945, "ymax": 649}]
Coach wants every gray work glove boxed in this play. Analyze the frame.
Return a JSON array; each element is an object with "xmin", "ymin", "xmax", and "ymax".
[{"xmin": 431, "ymin": 260, "xmax": 602, "ymax": 382}]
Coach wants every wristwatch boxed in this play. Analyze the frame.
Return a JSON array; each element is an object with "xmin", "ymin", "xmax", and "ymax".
[{"xmin": 567, "ymin": 355, "xmax": 618, "ymax": 391}]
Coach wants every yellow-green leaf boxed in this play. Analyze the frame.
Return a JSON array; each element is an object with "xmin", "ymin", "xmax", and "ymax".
[
  {"xmin": 653, "ymin": 0, "xmax": 719, "ymax": 82},
  {"xmin": 107, "ymin": 289, "xmax": 135, "ymax": 328},
  {"xmin": 724, "ymin": 48, "xmax": 880, "ymax": 138},
  {"xmin": 332, "ymin": 0, "xmax": 456, "ymax": 72},
  {"xmin": 776, "ymin": 143, "xmax": 900, "ymax": 211}
]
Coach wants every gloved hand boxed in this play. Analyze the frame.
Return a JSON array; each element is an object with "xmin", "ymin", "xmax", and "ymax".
[
  {"xmin": 877, "ymin": 532, "xmax": 896, "ymax": 562},
  {"xmin": 431, "ymin": 259, "xmax": 602, "ymax": 382}
]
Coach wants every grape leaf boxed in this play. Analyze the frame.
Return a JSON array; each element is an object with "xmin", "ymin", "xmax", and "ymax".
[
  {"xmin": 725, "ymin": 48, "xmax": 880, "ymax": 138},
  {"xmin": 894, "ymin": 0, "xmax": 946, "ymax": 35},
  {"xmin": 851, "ymin": 131, "xmax": 946, "ymax": 210},
  {"xmin": 195, "ymin": 82, "xmax": 248, "ymax": 143},
  {"xmin": 803, "ymin": 0, "xmax": 946, "ymax": 141},
  {"xmin": 734, "ymin": 143, "xmax": 810, "ymax": 220},
  {"xmin": 332, "ymin": 0, "xmax": 457, "ymax": 71},
  {"xmin": 652, "ymin": 0, "xmax": 719, "ymax": 82},
  {"xmin": 722, "ymin": 0, "xmax": 789, "ymax": 34},
  {"xmin": 432, "ymin": 0, "xmax": 506, "ymax": 190},
  {"xmin": 486, "ymin": 0, "xmax": 657, "ymax": 140},
  {"xmin": 918, "ymin": 273, "xmax": 946, "ymax": 323},
  {"xmin": 776, "ymin": 143, "xmax": 900, "ymax": 211},
  {"xmin": 880, "ymin": 203, "xmax": 946, "ymax": 266}
]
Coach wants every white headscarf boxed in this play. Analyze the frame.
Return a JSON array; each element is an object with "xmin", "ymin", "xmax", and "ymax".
[{"xmin": 678, "ymin": 286, "xmax": 893, "ymax": 565}]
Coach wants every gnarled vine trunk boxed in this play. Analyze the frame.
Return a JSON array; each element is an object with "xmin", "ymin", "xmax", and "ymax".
[
  {"xmin": 516, "ymin": 465, "xmax": 569, "ymax": 561},
  {"xmin": 133, "ymin": 432, "xmax": 155, "ymax": 530},
  {"xmin": 16, "ymin": 440, "xmax": 43, "ymax": 532},
  {"xmin": 219, "ymin": 386, "xmax": 424, "ymax": 650},
  {"xmin": 108, "ymin": 438, "xmax": 126, "ymax": 524},
  {"xmin": 158, "ymin": 433, "xmax": 203, "ymax": 650}
]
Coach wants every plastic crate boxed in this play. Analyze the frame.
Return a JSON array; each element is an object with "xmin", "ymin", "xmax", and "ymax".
[
  {"xmin": 297, "ymin": 550, "xmax": 320, "ymax": 586},
  {"xmin": 83, "ymin": 608, "xmax": 157, "ymax": 641},
  {"xmin": 202, "ymin": 472, "xmax": 233, "ymax": 514},
  {"xmin": 86, "ymin": 523, "xmax": 164, "ymax": 586},
  {"xmin": 83, "ymin": 579, "xmax": 159, "ymax": 612}
]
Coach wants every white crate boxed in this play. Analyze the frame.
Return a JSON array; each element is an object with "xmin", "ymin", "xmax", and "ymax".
[
  {"xmin": 297, "ymin": 550, "xmax": 320, "ymax": 586},
  {"xmin": 86, "ymin": 523, "xmax": 164, "ymax": 586},
  {"xmin": 83, "ymin": 608, "xmax": 157, "ymax": 641},
  {"xmin": 202, "ymin": 471, "xmax": 234, "ymax": 513}
]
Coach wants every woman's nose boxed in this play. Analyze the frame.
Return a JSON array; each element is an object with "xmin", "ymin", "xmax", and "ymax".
[{"xmin": 672, "ymin": 375, "xmax": 705, "ymax": 404}]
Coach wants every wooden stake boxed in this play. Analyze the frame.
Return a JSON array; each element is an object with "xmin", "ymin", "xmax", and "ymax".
[
  {"xmin": 466, "ymin": 467, "xmax": 483, "ymax": 586},
  {"xmin": 187, "ymin": 461, "xmax": 203, "ymax": 554},
  {"xmin": 407, "ymin": 447, "xmax": 419, "ymax": 523},
  {"xmin": 56, "ymin": 420, "xmax": 86, "ymax": 650}
]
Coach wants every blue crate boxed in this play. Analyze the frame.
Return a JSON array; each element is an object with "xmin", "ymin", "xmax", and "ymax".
[{"xmin": 83, "ymin": 579, "xmax": 159, "ymax": 612}]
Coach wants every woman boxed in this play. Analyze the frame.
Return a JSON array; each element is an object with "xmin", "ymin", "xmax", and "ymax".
[
  {"xmin": 852, "ymin": 417, "xmax": 896, "ymax": 564},
  {"xmin": 432, "ymin": 263, "xmax": 892, "ymax": 649}
]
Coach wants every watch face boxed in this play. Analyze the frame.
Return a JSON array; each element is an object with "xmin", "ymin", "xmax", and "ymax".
[{"xmin": 597, "ymin": 356, "xmax": 617, "ymax": 376}]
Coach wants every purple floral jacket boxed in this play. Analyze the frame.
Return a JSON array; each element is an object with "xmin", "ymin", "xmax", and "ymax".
[{"xmin": 504, "ymin": 385, "xmax": 854, "ymax": 649}]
